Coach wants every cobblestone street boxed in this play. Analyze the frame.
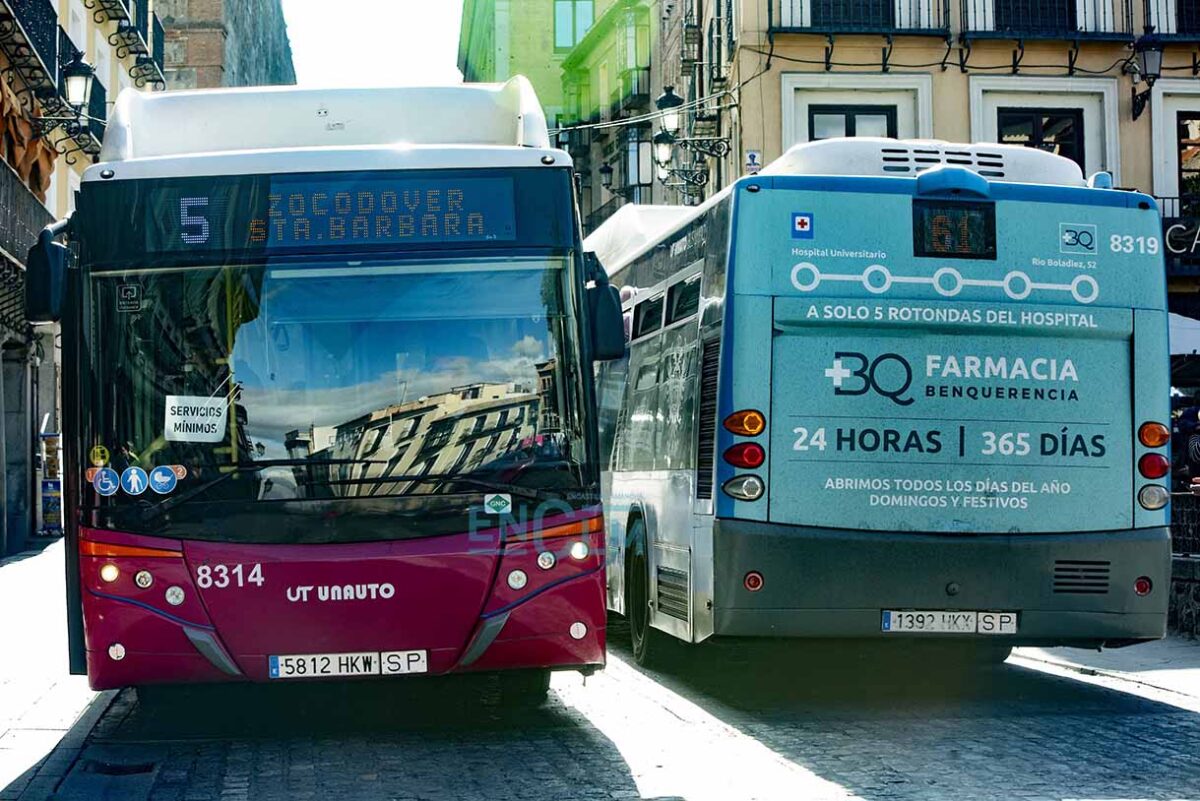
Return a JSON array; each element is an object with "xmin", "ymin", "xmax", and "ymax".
[{"xmin": 3, "ymin": 544, "xmax": 1200, "ymax": 801}]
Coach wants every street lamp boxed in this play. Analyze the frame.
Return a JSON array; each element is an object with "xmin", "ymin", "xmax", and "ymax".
[
  {"xmin": 31, "ymin": 51, "xmax": 97, "ymax": 151},
  {"xmin": 62, "ymin": 52, "xmax": 95, "ymax": 112},
  {"xmin": 655, "ymin": 86, "xmax": 683, "ymax": 137},
  {"xmin": 1131, "ymin": 25, "xmax": 1164, "ymax": 122},
  {"xmin": 599, "ymin": 162, "xmax": 614, "ymax": 191},
  {"xmin": 653, "ymin": 130, "xmax": 675, "ymax": 168}
]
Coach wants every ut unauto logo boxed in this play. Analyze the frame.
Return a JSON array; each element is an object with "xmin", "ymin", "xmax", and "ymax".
[{"xmin": 825, "ymin": 352, "xmax": 914, "ymax": 406}]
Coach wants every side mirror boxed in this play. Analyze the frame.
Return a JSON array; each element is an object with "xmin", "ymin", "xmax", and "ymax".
[
  {"xmin": 26, "ymin": 227, "xmax": 70, "ymax": 324},
  {"xmin": 589, "ymin": 283, "xmax": 625, "ymax": 361}
]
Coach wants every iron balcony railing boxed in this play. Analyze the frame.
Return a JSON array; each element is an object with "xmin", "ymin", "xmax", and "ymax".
[
  {"xmin": 87, "ymin": 0, "xmax": 131, "ymax": 22},
  {"xmin": 585, "ymin": 196, "xmax": 624, "ymax": 236},
  {"xmin": 134, "ymin": 0, "xmax": 148, "ymax": 42},
  {"xmin": 960, "ymin": 0, "xmax": 1134, "ymax": 39},
  {"xmin": 152, "ymin": 12, "xmax": 164, "ymax": 72},
  {"xmin": 619, "ymin": 67, "xmax": 651, "ymax": 113},
  {"xmin": 87, "ymin": 77, "xmax": 106, "ymax": 145},
  {"xmin": 0, "ymin": 157, "xmax": 54, "ymax": 334},
  {"xmin": 769, "ymin": 0, "xmax": 950, "ymax": 34},
  {"xmin": 1145, "ymin": 0, "xmax": 1200, "ymax": 37},
  {"xmin": 2, "ymin": 0, "xmax": 60, "ymax": 91}
]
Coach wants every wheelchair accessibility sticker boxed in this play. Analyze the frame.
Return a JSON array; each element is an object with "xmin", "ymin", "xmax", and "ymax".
[{"xmin": 92, "ymin": 467, "xmax": 119, "ymax": 497}]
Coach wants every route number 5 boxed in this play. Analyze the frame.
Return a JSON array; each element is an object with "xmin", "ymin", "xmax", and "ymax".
[{"xmin": 180, "ymin": 197, "xmax": 210, "ymax": 245}]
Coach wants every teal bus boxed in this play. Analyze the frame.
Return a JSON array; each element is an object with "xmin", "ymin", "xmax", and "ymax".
[{"xmin": 589, "ymin": 138, "xmax": 1171, "ymax": 666}]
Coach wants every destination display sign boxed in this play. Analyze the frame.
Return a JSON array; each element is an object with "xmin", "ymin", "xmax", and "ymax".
[
  {"xmin": 912, "ymin": 199, "xmax": 996, "ymax": 260},
  {"xmin": 142, "ymin": 173, "xmax": 518, "ymax": 256}
]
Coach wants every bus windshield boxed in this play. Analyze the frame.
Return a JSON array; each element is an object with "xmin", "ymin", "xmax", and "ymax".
[{"xmin": 81, "ymin": 254, "xmax": 591, "ymax": 544}]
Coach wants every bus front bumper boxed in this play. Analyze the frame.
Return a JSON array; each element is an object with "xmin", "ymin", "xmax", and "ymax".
[{"xmin": 711, "ymin": 519, "xmax": 1171, "ymax": 647}]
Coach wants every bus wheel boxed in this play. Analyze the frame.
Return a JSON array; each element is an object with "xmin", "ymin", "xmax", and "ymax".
[
  {"xmin": 499, "ymin": 670, "xmax": 550, "ymax": 706},
  {"xmin": 626, "ymin": 518, "xmax": 675, "ymax": 669}
]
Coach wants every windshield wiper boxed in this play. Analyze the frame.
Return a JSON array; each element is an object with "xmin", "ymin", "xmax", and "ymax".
[{"xmin": 136, "ymin": 458, "xmax": 383, "ymax": 518}]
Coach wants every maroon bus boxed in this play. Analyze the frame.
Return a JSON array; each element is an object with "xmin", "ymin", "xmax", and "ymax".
[{"xmin": 27, "ymin": 81, "xmax": 624, "ymax": 702}]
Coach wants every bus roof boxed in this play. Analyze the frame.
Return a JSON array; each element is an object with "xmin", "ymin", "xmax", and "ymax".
[
  {"xmin": 586, "ymin": 138, "xmax": 1093, "ymax": 274},
  {"xmin": 98, "ymin": 76, "xmax": 551, "ymax": 163},
  {"xmin": 760, "ymin": 138, "xmax": 1086, "ymax": 186}
]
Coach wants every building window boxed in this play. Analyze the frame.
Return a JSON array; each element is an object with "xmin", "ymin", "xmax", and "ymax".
[
  {"xmin": 1178, "ymin": 112, "xmax": 1200, "ymax": 215},
  {"xmin": 997, "ymin": 107, "xmax": 1085, "ymax": 170},
  {"xmin": 994, "ymin": 0, "xmax": 1074, "ymax": 34},
  {"xmin": 1180, "ymin": 0, "xmax": 1200, "ymax": 34},
  {"xmin": 812, "ymin": 0, "xmax": 893, "ymax": 29},
  {"xmin": 808, "ymin": 105, "xmax": 898, "ymax": 140},
  {"xmin": 623, "ymin": 129, "xmax": 653, "ymax": 188},
  {"xmin": 555, "ymin": 0, "xmax": 594, "ymax": 50}
]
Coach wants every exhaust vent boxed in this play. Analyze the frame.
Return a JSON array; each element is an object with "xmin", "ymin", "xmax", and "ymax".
[
  {"xmin": 881, "ymin": 146, "xmax": 1006, "ymax": 178},
  {"xmin": 1052, "ymin": 560, "xmax": 1111, "ymax": 595},
  {"xmin": 656, "ymin": 566, "xmax": 690, "ymax": 620}
]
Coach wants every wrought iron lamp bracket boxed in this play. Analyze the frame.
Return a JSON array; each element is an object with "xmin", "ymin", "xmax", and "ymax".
[
  {"xmin": 676, "ymin": 136, "xmax": 732, "ymax": 159},
  {"xmin": 1011, "ymin": 38, "xmax": 1025, "ymax": 74},
  {"xmin": 882, "ymin": 34, "xmax": 894, "ymax": 73},
  {"xmin": 939, "ymin": 35, "xmax": 953, "ymax": 71},
  {"xmin": 1131, "ymin": 86, "xmax": 1152, "ymax": 121},
  {"xmin": 824, "ymin": 34, "xmax": 835, "ymax": 72}
]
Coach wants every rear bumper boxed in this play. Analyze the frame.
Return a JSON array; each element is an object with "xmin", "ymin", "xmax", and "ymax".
[{"xmin": 712, "ymin": 519, "xmax": 1170, "ymax": 646}]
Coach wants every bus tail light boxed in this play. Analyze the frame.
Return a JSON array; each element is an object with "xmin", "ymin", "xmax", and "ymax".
[
  {"xmin": 743, "ymin": 571, "xmax": 764, "ymax": 592},
  {"xmin": 80, "ymin": 540, "xmax": 184, "ymax": 559},
  {"xmin": 504, "ymin": 512, "xmax": 603, "ymax": 543},
  {"xmin": 1138, "ymin": 485, "xmax": 1169, "ymax": 510},
  {"xmin": 723, "ymin": 443, "xmax": 765, "ymax": 469},
  {"xmin": 724, "ymin": 409, "xmax": 766, "ymax": 436},
  {"xmin": 723, "ymin": 475, "xmax": 764, "ymax": 501},
  {"xmin": 1138, "ymin": 422, "xmax": 1170, "ymax": 448},
  {"xmin": 1134, "ymin": 576, "xmax": 1153, "ymax": 596},
  {"xmin": 1138, "ymin": 453, "xmax": 1170, "ymax": 479}
]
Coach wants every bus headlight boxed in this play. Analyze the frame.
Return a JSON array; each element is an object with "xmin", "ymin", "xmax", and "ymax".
[
  {"xmin": 723, "ymin": 475, "xmax": 764, "ymax": 501},
  {"xmin": 507, "ymin": 570, "xmax": 528, "ymax": 590},
  {"xmin": 99, "ymin": 564, "xmax": 119, "ymax": 583},
  {"xmin": 1138, "ymin": 485, "xmax": 1169, "ymax": 510}
]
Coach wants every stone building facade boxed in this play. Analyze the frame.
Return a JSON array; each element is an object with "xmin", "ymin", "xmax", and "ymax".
[{"xmin": 156, "ymin": 0, "xmax": 294, "ymax": 90}]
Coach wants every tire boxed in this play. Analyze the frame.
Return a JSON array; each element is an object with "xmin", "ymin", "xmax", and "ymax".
[
  {"xmin": 625, "ymin": 517, "xmax": 676, "ymax": 669},
  {"xmin": 499, "ymin": 670, "xmax": 550, "ymax": 706}
]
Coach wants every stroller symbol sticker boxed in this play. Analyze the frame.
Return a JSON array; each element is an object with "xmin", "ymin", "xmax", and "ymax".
[
  {"xmin": 149, "ymin": 466, "xmax": 178, "ymax": 495},
  {"xmin": 93, "ymin": 468, "xmax": 119, "ymax": 497}
]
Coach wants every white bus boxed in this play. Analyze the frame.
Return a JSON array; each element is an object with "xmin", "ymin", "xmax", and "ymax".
[{"xmin": 590, "ymin": 139, "xmax": 1170, "ymax": 667}]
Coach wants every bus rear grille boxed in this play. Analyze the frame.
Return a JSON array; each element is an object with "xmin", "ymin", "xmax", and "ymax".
[
  {"xmin": 656, "ymin": 566, "xmax": 690, "ymax": 620},
  {"xmin": 696, "ymin": 337, "xmax": 721, "ymax": 500},
  {"xmin": 1052, "ymin": 560, "xmax": 1111, "ymax": 594},
  {"xmin": 880, "ymin": 146, "xmax": 1007, "ymax": 178}
]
